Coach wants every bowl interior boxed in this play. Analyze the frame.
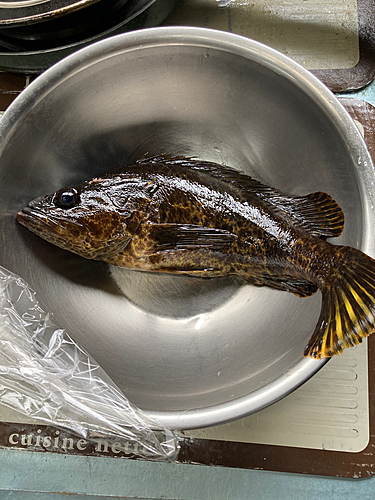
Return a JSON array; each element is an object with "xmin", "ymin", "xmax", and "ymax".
[{"xmin": 0, "ymin": 29, "xmax": 368, "ymax": 428}]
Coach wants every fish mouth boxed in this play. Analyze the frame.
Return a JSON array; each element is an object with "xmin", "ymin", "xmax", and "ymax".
[
  {"xmin": 17, "ymin": 205, "xmax": 62, "ymax": 234},
  {"xmin": 17, "ymin": 206, "xmax": 48, "ymax": 226}
]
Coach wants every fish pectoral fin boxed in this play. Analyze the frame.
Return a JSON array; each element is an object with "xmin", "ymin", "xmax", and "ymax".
[
  {"xmin": 146, "ymin": 223, "xmax": 237, "ymax": 253},
  {"xmin": 270, "ymin": 192, "xmax": 345, "ymax": 239}
]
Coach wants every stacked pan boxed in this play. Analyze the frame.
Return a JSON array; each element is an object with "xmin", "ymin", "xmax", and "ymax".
[{"xmin": 0, "ymin": 0, "xmax": 177, "ymax": 71}]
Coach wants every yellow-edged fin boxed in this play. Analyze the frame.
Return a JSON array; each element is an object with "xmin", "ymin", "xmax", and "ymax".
[{"xmin": 304, "ymin": 246, "xmax": 375, "ymax": 358}]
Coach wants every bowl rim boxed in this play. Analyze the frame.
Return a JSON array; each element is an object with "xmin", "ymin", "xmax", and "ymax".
[{"xmin": 1, "ymin": 26, "xmax": 374, "ymax": 430}]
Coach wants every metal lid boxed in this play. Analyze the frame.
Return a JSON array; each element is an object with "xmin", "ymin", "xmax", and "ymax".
[{"xmin": 0, "ymin": 0, "xmax": 100, "ymax": 26}]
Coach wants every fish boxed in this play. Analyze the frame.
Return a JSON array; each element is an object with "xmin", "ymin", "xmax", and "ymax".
[{"xmin": 17, "ymin": 155, "xmax": 375, "ymax": 359}]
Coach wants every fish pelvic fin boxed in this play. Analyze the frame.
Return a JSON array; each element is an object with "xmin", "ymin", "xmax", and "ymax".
[{"xmin": 304, "ymin": 246, "xmax": 375, "ymax": 359}]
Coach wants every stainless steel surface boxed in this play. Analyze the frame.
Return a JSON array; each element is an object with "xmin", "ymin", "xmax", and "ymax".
[
  {"xmin": 0, "ymin": 0, "xmax": 98, "ymax": 25},
  {"xmin": 0, "ymin": 0, "xmax": 178, "ymax": 72},
  {"xmin": 0, "ymin": 0, "xmax": 130, "ymax": 52},
  {"xmin": 0, "ymin": 27, "xmax": 374, "ymax": 430}
]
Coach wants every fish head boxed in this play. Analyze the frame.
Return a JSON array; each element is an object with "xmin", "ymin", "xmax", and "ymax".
[{"xmin": 17, "ymin": 176, "xmax": 151, "ymax": 261}]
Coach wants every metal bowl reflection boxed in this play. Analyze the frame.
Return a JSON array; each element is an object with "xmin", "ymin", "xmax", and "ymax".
[{"xmin": 0, "ymin": 27, "xmax": 374, "ymax": 430}]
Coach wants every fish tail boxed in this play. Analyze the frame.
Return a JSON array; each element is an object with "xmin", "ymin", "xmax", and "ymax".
[{"xmin": 304, "ymin": 246, "xmax": 375, "ymax": 358}]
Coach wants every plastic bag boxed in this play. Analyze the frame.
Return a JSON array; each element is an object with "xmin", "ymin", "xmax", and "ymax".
[{"xmin": 0, "ymin": 265, "xmax": 179, "ymax": 461}]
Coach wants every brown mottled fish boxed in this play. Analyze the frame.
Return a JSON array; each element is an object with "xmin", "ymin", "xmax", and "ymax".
[{"xmin": 17, "ymin": 155, "xmax": 375, "ymax": 359}]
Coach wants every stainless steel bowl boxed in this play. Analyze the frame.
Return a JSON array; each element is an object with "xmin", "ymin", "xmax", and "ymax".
[
  {"xmin": 0, "ymin": 0, "xmax": 178, "ymax": 72},
  {"xmin": 0, "ymin": 27, "xmax": 374, "ymax": 430},
  {"xmin": 0, "ymin": 0, "xmax": 98, "ymax": 26}
]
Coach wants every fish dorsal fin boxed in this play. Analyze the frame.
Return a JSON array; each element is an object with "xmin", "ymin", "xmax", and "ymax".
[
  {"xmin": 139, "ymin": 155, "xmax": 278, "ymax": 197},
  {"xmin": 268, "ymin": 192, "xmax": 345, "ymax": 238},
  {"xmin": 138, "ymin": 156, "xmax": 345, "ymax": 239}
]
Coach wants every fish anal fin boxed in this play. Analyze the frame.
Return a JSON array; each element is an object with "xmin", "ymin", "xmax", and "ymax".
[
  {"xmin": 304, "ymin": 246, "xmax": 375, "ymax": 359},
  {"xmin": 254, "ymin": 275, "xmax": 318, "ymax": 297}
]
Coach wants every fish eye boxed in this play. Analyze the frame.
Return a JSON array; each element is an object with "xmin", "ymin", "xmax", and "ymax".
[{"xmin": 54, "ymin": 188, "xmax": 80, "ymax": 209}]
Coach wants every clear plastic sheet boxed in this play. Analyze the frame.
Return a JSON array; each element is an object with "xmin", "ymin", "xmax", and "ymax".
[{"xmin": 0, "ymin": 265, "xmax": 179, "ymax": 461}]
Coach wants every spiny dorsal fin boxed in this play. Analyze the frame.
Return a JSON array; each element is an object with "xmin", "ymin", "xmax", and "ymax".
[
  {"xmin": 138, "ymin": 155, "xmax": 345, "ymax": 239},
  {"xmin": 139, "ymin": 155, "xmax": 279, "ymax": 197}
]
